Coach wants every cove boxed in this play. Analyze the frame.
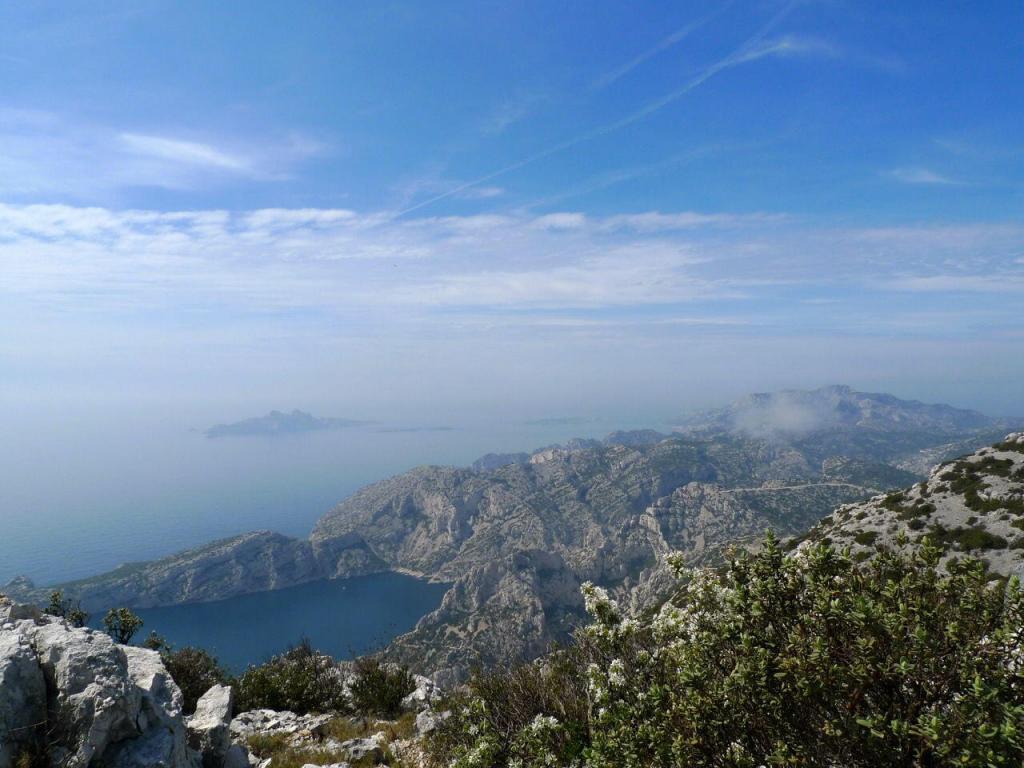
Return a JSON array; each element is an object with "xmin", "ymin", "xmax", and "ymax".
[{"xmin": 133, "ymin": 572, "xmax": 450, "ymax": 672}]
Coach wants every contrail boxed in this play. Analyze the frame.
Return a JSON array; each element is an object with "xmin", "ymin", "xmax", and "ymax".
[
  {"xmin": 590, "ymin": 2, "xmax": 736, "ymax": 91},
  {"xmin": 396, "ymin": 1, "xmax": 802, "ymax": 218}
]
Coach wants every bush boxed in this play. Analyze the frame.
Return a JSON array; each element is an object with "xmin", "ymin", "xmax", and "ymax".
[
  {"xmin": 348, "ymin": 656, "xmax": 416, "ymax": 718},
  {"xmin": 853, "ymin": 529, "xmax": 878, "ymax": 546},
  {"xmin": 429, "ymin": 646, "xmax": 592, "ymax": 767},
  {"xmin": 427, "ymin": 536, "xmax": 1024, "ymax": 767},
  {"xmin": 157, "ymin": 642, "xmax": 231, "ymax": 714},
  {"xmin": 44, "ymin": 590, "xmax": 88, "ymax": 628},
  {"xmin": 235, "ymin": 639, "xmax": 349, "ymax": 715},
  {"xmin": 103, "ymin": 607, "xmax": 144, "ymax": 644}
]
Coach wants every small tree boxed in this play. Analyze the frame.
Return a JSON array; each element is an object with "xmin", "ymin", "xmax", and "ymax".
[
  {"xmin": 103, "ymin": 607, "xmax": 144, "ymax": 644},
  {"xmin": 44, "ymin": 590, "xmax": 88, "ymax": 628}
]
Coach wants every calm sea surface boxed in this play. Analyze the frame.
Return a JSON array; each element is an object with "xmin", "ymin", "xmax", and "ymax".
[{"xmin": 121, "ymin": 573, "xmax": 451, "ymax": 672}]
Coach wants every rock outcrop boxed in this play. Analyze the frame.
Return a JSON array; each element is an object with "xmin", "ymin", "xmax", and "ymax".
[
  {"xmin": 0, "ymin": 597, "xmax": 198, "ymax": 768},
  {"xmin": 188, "ymin": 684, "xmax": 234, "ymax": 768},
  {"xmin": 799, "ymin": 433, "xmax": 1024, "ymax": 575}
]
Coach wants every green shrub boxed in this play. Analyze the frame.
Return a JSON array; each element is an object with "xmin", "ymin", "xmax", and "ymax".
[
  {"xmin": 897, "ymin": 501, "xmax": 934, "ymax": 522},
  {"xmin": 103, "ymin": 607, "xmax": 144, "ymax": 644},
  {"xmin": 853, "ymin": 530, "xmax": 878, "ymax": 546},
  {"xmin": 930, "ymin": 524, "xmax": 1008, "ymax": 551},
  {"xmin": 993, "ymin": 440, "xmax": 1024, "ymax": 454},
  {"xmin": 150, "ymin": 638, "xmax": 231, "ymax": 714},
  {"xmin": 348, "ymin": 656, "xmax": 416, "ymax": 718},
  {"xmin": 44, "ymin": 590, "xmax": 88, "ymax": 628},
  {"xmin": 427, "ymin": 537, "xmax": 1024, "ymax": 768},
  {"xmin": 940, "ymin": 460, "xmax": 1024, "ymax": 516},
  {"xmin": 881, "ymin": 492, "xmax": 906, "ymax": 511},
  {"xmin": 235, "ymin": 639, "xmax": 349, "ymax": 715}
]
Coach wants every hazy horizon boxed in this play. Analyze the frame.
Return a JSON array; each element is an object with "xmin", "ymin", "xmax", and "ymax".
[{"xmin": 2, "ymin": 3, "xmax": 1022, "ymax": 584}]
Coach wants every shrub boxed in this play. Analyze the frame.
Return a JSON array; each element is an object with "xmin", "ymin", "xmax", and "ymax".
[
  {"xmin": 853, "ymin": 529, "xmax": 878, "ymax": 546},
  {"xmin": 348, "ymin": 655, "xmax": 416, "ymax": 718},
  {"xmin": 930, "ymin": 524, "xmax": 1009, "ymax": 551},
  {"xmin": 44, "ymin": 590, "xmax": 88, "ymax": 628},
  {"xmin": 103, "ymin": 607, "xmax": 143, "ymax": 644},
  {"xmin": 146, "ymin": 635, "xmax": 231, "ymax": 715},
  {"xmin": 430, "ymin": 645, "xmax": 592, "ymax": 767},
  {"xmin": 235, "ymin": 639, "xmax": 349, "ymax": 715},
  {"xmin": 427, "ymin": 536, "xmax": 1024, "ymax": 767}
]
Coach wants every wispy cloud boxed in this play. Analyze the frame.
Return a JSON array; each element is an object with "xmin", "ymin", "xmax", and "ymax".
[
  {"xmin": 120, "ymin": 133, "xmax": 252, "ymax": 173},
  {"xmin": 883, "ymin": 275, "xmax": 1024, "ymax": 293},
  {"xmin": 456, "ymin": 185, "xmax": 505, "ymax": 200},
  {"xmin": 885, "ymin": 167, "xmax": 960, "ymax": 185},
  {"xmin": 0, "ymin": 111, "xmax": 324, "ymax": 198},
  {"xmin": 481, "ymin": 93, "xmax": 546, "ymax": 134}
]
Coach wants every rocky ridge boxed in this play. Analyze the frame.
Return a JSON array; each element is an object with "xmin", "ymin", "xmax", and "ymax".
[{"xmin": 798, "ymin": 433, "xmax": 1024, "ymax": 575}]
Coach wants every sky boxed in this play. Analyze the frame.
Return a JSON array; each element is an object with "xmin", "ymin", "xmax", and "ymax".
[{"xmin": 1, "ymin": 0, "xmax": 1023, "ymax": 423}]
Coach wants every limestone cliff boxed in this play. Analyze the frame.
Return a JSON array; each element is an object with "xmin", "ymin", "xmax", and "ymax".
[{"xmin": 797, "ymin": 433, "xmax": 1024, "ymax": 575}]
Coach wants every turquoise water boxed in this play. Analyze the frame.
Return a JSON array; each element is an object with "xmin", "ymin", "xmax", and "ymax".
[{"xmin": 128, "ymin": 572, "xmax": 450, "ymax": 672}]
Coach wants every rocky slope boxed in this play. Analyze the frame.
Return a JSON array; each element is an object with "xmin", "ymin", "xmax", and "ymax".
[
  {"xmin": 797, "ymin": 433, "xmax": 1024, "ymax": 575},
  {"xmin": 5, "ymin": 531, "xmax": 386, "ymax": 612},
  {"xmin": 314, "ymin": 434, "xmax": 916, "ymax": 681}
]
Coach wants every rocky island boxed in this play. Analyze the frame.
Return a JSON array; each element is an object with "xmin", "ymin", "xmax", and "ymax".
[{"xmin": 205, "ymin": 411, "xmax": 372, "ymax": 439}]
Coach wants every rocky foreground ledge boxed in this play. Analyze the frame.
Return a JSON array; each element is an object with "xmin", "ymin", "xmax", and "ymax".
[{"xmin": 0, "ymin": 597, "xmax": 441, "ymax": 768}]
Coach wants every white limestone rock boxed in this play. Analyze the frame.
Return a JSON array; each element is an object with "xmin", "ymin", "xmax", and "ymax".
[
  {"xmin": 414, "ymin": 708, "xmax": 449, "ymax": 736},
  {"xmin": 0, "ymin": 599, "xmax": 198, "ymax": 768},
  {"xmin": 339, "ymin": 737, "xmax": 384, "ymax": 763},
  {"xmin": 400, "ymin": 674, "xmax": 439, "ymax": 711},
  {"xmin": 0, "ymin": 625, "xmax": 47, "ymax": 768},
  {"xmin": 188, "ymin": 684, "xmax": 235, "ymax": 767}
]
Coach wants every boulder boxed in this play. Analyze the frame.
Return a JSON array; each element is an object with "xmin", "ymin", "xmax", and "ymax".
[
  {"xmin": 339, "ymin": 737, "xmax": 384, "ymax": 763},
  {"xmin": 0, "ymin": 629, "xmax": 47, "ymax": 768},
  {"xmin": 400, "ymin": 674, "xmax": 440, "ymax": 711},
  {"xmin": 188, "ymin": 684, "xmax": 234, "ymax": 767},
  {"xmin": 26, "ymin": 619, "xmax": 141, "ymax": 767},
  {"xmin": 107, "ymin": 646, "xmax": 195, "ymax": 768},
  {"xmin": 414, "ymin": 708, "xmax": 449, "ymax": 737}
]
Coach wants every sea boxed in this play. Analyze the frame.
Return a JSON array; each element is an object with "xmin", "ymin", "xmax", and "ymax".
[{"xmin": 122, "ymin": 573, "xmax": 451, "ymax": 672}]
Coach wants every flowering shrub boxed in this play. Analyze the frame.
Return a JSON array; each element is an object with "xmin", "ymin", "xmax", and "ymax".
[{"xmin": 426, "ymin": 535, "xmax": 1024, "ymax": 767}]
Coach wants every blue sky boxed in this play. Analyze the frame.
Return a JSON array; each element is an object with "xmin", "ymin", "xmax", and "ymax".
[{"xmin": 1, "ymin": 0, "xmax": 1023, "ymax": 418}]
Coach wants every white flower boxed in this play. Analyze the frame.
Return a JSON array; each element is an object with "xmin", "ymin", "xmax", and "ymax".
[{"xmin": 608, "ymin": 658, "xmax": 626, "ymax": 688}]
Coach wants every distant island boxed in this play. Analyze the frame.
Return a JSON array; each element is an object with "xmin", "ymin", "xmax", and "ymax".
[{"xmin": 205, "ymin": 409, "xmax": 372, "ymax": 438}]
